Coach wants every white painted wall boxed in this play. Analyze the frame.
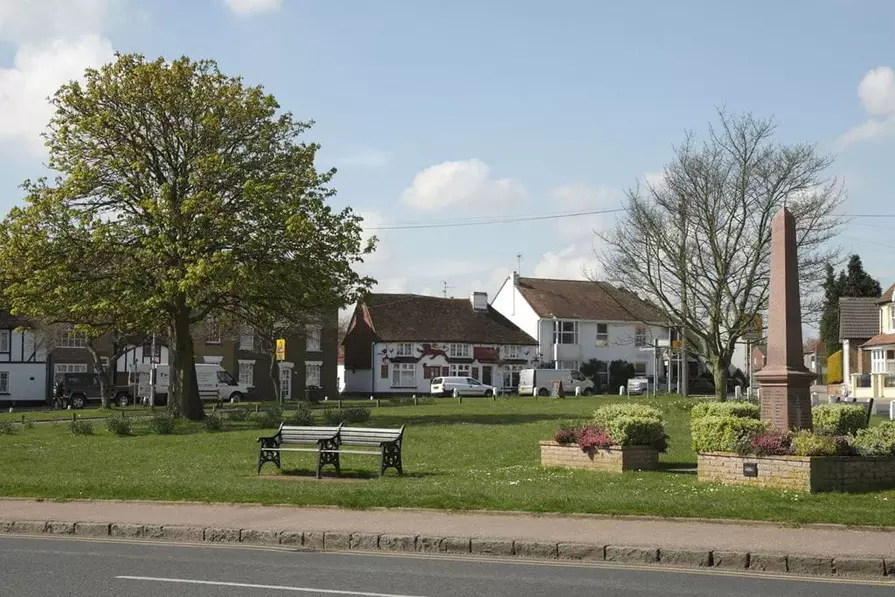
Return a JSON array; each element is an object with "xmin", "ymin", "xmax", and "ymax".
[
  {"xmin": 0, "ymin": 328, "xmax": 49, "ymax": 403},
  {"xmin": 0, "ymin": 329, "xmax": 48, "ymax": 363},
  {"xmin": 490, "ymin": 276, "xmax": 541, "ymax": 340},
  {"xmin": 337, "ymin": 364, "xmax": 345, "ymax": 393},
  {"xmin": 534, "ymin": 318, "xmax": 667, "ymax": 372}
]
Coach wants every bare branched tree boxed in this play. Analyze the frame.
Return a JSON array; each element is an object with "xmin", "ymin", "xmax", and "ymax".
[{"xmin": 598, "ymin": 111, "xmax": 843, "ymax": 399}]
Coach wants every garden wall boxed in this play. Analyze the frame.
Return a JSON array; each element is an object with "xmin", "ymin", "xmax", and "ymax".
[
  {"xmin": 698, "ymin": 452, "xmax": 895, "ymax": 493},
  {"xmin": 540, "ymin": 441, "xmax": 658, "ymax": 473}
]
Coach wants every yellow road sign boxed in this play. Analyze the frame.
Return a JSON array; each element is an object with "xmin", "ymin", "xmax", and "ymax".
[{"xmin": 275, "ymin": 338, "xmax": 286, "ymax": 361}]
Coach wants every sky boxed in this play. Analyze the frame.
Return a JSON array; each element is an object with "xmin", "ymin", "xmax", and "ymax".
[{"xmin": 1, "ymin": 0, "xmax": 894, "ymax": 312}]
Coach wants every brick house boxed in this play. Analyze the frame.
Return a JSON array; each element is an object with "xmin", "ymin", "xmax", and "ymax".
[
  {"xmin": 839, "ymin": 296, "xmax": 880, "ymax": 385},
  {"xmin": 342, "ymin": 292, "xmax": 538, "ymax": 395},
  {"xmin": 854, "ymin": 283, "xmax": 895, "ymax": 400}
]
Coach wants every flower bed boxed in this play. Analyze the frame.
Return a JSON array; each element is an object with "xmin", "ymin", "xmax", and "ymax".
[
  {"xmin": 692, "ymin": 402, "xmax": 895, "ymax": 492},
  {"xmin": 541, "ymin": 403, "xmax": 666, "ymax": 473}
]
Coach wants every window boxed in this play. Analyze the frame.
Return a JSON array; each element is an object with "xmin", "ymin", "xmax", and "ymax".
[
  {"xmin": 216, "ymin": 370, "xmax": 237, "ymax": 385},
  {"xmin": 634, "ymin": 362, "xmax": 648, "ymax": 375},
  {"xmin": 595, "ymin": 361, "xmax": 609, "ymax": 387},
  {"xmin": 889, "ymin": 305, "xmax": 895, "ymax": 333},
  {"xmin": 239, "ymin": 331, "xmax": 254, "ymax": 352},
  {"xmin": 306, "ymin": 362, "xmax": 322, "ymax": 388},
  {"xmin": 595, "ymin": 324, "xmax": 609, "ymax": 347},
  {"xmin": 205, "ymin": 319, "xmax": 221, "ymax": 344},
  {"xmin": 238, "ymin": 361, "xmax": 255, "ymax": 387},
  {"xmin": 634, "ymin": 326, "xmax": 648, "ymax": 348},
  {"xmin": 59, "ymin": 326, "xmax": 87, "ymax": 349},
  {"xmin": 306, "ymin": 325, "xmax": 322, "ymax": 352},
  {"xmin": 871, "ymin": 350, "xmax": 886, "ymax": 374},
  {"xmin": 380, "ymin": 364, "xmax": 389, "ymax": 379},
  {"xmin": 449, "ymin": 344, "xmax": 470, "ymax": 358},
  {"xmin": 557, "ymin": 360, "xmax": 579, "ymax": 370},
  {"xmin": 0, "ymin": 330, "xmax": 9, "ymax": 353},
  {"xmin": 503, "ymin": 365, "xmax": 524, "ymax": 388},
  {"xmin": 504, "ymin": 345, "xmax": 520, "ymax": 359},
  {"xmin": 391, "ymin": 363, "xmax": 415, "ymax": 388},
  {"xmin": 55, "ymin": 363, "xmax": 89, "ymax": 374},
  {"xmin": 553, "ymin": 321, "xmax": 578, "ymax": 345},
  {"xmin": 450, "ymin": 364, "xmax": 471, "ymax": 377},
  {"xmin": 0, "ymin": 372, "xmax": 7, "ymax": 394},
  {"xmin": 395, "ymin": 343, "xmax": 414, "ymax": 357},
  {"xmin": 280, "ymin": 367, "xmax": 292, "ymax": 400}
]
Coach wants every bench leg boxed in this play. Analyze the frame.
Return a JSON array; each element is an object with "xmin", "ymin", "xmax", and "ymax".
[
  {"xmin": 317, "ymin": 439, "xmax": 340, "ymax": 478},
  {"xmin": 381, "ymin": 442, "xmax": 403, "ymax": 477},
  {"xmin": 257, "ymin": 438, "xmax": 281, "ymax": 474}
]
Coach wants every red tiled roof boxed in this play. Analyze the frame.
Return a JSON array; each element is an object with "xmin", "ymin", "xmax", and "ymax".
[
  {"xmin": 862, "ymin": 333, "xmax": 895, "ymax": 348},
  {"xmin": 877, "ymin": 283, "xmax": 895, "ymax": 305},
  {"xmin": 516, "ymin": 277, "xmax": 666, "ymax": 323}
]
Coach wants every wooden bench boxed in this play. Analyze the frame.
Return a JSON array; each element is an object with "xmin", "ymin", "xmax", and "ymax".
[
  {"xmin": 322, "ymin": 426, "xmax": 406, "ymax": 477},
  {"xmin": 257, "ymin": 423, "xmax": 342, "ymax": 478}
]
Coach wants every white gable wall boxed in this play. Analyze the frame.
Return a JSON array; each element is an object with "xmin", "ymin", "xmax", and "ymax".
[
  {"xmin": 490, "ymin": 276, "xmax": 540, "ymax": 340},
  {"xmin": 0, "ymin": 328, "xmax": 49, "ymax": 404}
]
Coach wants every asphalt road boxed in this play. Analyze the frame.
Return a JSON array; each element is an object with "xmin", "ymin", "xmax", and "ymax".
[{"xmin": 1, "ymin": 536, "xmax": 892, "ymax": 597}]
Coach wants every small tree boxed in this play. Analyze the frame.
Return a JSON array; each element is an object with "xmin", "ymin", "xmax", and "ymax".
[{"xmin": 819, "ymin": 255, "xmax": 881, "ymax": 358}]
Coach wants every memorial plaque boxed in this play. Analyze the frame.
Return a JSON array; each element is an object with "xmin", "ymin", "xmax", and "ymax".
[{"xmin": 743, "ymin": 462, "xmax": 758, "ymax": 477}]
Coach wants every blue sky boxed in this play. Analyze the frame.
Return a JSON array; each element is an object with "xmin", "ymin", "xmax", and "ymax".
[{"xmin": 1, "ymin": 0, "xmax": 894, "ymax": 306}]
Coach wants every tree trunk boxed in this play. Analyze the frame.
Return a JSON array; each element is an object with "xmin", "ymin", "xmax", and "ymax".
[
  {"xmin": 711, "ymin": 354, "xmax": 731, "ymax": 401},
  {"xmin": 86, "ymin": 343, "xmax": 110, "ymax": 409},
  {"xmin": 171, "ymin": 301, "xmax": 203, "ymax": 420},
  {"xmin": 268, "ymin": 353, "xmax": 281, "ymax": 404}
]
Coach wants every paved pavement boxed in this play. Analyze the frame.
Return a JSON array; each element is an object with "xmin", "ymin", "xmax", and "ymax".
[
  {"xmin": 1, "ymin": 499, "xmax": 894, "ymax": 559},
  {"xmin": 1, "ymin": 535, "xmax": 891, "ymax": 597}
]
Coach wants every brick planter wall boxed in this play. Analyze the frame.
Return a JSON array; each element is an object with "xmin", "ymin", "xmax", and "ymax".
[
  {"xmin": 540, "ymin": 441, "xmax": 659, "ymax": 473},
  {"xmin": 698, "ymin": 452, "xmax": 895, "ymax": 493}
]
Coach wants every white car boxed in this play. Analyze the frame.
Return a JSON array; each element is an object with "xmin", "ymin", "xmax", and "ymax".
[{"xmin": 430, "ymin": 376, "xmax": 496, "ymax": 397}]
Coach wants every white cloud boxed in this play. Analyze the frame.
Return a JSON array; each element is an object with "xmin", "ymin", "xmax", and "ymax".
[
  {"xmin": 357, "ymin": 210, "xmax": 389, "ymax": 265},
  {"xmin": 341, "ymin": 148, "xmax": 392, "ymax": 170},
  {"xmin": 837, "ymin": 66, "xmax": 895, "ymax": 148},
  {"xmin": 0, "ymin": 0, "xmax": 120, "ymax": 43},
  {"xmin": 400, "ymin": 158, "xmax": 526, "ymax": 211},
  {"xmin": 533, "ymin": 244, "xmax": 600, "ymax": 280},
  {"xmin": 374, "ymin": 277, "xmax": 408, "ymax": 294},
  {"xmin": 0, "ymin": 36, "xmax": 115, "ymax": 154},
  {"xmin": 223, "ymin": 0, "xmax": 282, "ymax": 15}
]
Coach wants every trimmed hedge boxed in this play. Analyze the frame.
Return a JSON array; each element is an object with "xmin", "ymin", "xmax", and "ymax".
[
  {"xmin": 690, "ymin": 401, "xmax": 760, "ymax": 421},
  {"xmin": 790, "ymin": 430, "xmax": 839, "ymax": 457},
  {"xmin": 812, "ymin": 403, "xmax": 867, "ymax": 436},
  {"xmin": 691, "ymin": 415, "xmax": 768, "ymax": 453},
  {"xmin": 851, "ymin": 422, "xmax": 895, "ymax": 457},
  {"xmin": 827, "ymin": 349, "xmax": 843, "ymax": 384},
  {"xmin": 592, "ymin": 403, "xmax": 663, "ymax": 426}
]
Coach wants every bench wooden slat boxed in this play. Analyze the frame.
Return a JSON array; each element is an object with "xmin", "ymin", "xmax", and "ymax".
[{"xmin": 320, "ymin": 449, "xmax": 382, "ymax": 455}]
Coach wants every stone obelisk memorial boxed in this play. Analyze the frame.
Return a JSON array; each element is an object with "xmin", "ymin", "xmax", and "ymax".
[{"xmin": 755, "ymin": 207, "xmax": 815, "ymax": 430}]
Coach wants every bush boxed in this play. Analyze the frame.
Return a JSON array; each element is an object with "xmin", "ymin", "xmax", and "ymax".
[
  {"xmin": 690, "ymin": 401, "xmax": 760, "ymax": 421},
  {"xmin": 291, "ymin": 402, "xmax": 314, "ymax": 426},
  {"xmin": 827, "ymin": 349, "xmax": 843, "ymax": 384},
  {"xmin": 592, "ymin": 403, "xmax": 662, "ymax": 426},
  {"xmin": 69, "ymin": 419, "xmax": 94, "ymax": 436},
  {"xmin": 812, "ymin": 403, "xmax": 867, "ymax": 436},
  {"xmin": 227, "ymin": 407, "xmax": 251, "ymax": 422},
  {"xmin": 322, "ymin": 406, "xmax": 372, "ymax": 426},
  {"xmin": 251, "ymin": 407, "xmax": 283, "ymax": 429},
  {"xmin": 554, "ymin": 426, "xmax": 579, "ymax": 445},
  {"xmin": 748, "ymin": 430, "xmax": 792, "ymax": 456},
  {"xmin": 203, "ymin": 413, "xmax": 225, "ymax": 432},
  {"xmin": 691, "ymin": 415, "xmax": 768, "ymax": 453},
  {"xmin": 851, "ymin": 422, "xmax": 895, "ymax": 457},
  {"xmin": 577, "ymin": 425, "xmax": 613, "ymax": 451},
  {"xmin": 790, "ymin": 430, "xmax": 839, "ymax": 457},
  {"xmin": 0, "ymin": 421, "xmax": 17, "ymax": 435},
  {"xmin": 148, "ymin": 411, "xmax": 177, "ymax": 435},
  {"xmin": 105, "ymin": 416, "xmax": 133, "ymax": 436},
  {"xmin": 604, "ymin": 416, "xmax": 667, "ymax": 450}
]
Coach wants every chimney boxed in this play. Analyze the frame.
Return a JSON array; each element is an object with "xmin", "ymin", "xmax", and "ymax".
[
  {"xmin": 470, "ymin": 292, "xmax": 488, "ymax": 312},
  {"xmin": 512, "ymin": 271, "xmax": 519, "ymax": 286}
]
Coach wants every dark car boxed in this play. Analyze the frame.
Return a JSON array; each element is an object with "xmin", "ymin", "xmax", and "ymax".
[{"xmin": 54, "ymin": 372, "xmax": 134, "ymax": 409}]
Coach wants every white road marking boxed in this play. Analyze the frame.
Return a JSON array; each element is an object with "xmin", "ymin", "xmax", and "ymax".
[{"xmin": 115, "ymin": 575, "xmax": 429, "ymax": 596}]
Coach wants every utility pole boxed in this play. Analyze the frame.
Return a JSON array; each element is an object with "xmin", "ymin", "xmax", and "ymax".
[
  {"xmin": 149, "ymin": 332, "xmax": 157, "ymax": 410},
  {"xmin": 441, "ymin": 281, "xmax": 453, "ymax": 298},
  {"xmin": 680, "ymin": 198, "xmax": 689, "ymax": 398},
  {"xmin": 516, "ymin": 253, "xmax": 522, "ymax": 275}
]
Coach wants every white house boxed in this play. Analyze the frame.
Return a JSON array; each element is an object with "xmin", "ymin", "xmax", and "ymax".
[
  {"xmin": 491, "ymin": 273, "xmax": 673, "ymax": 388},
  {"xmin": 853, "ymin": 283, "xmax": 895, "ymax": 401},
  {"xmin": 0, "ymin": 313, "xmax": 49, "ymax": 405},
  {"xmin": 342, "ymin": 292, "xmax": 538, "ymax": 395}
]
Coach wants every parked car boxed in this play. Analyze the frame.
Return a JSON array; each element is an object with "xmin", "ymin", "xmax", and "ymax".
[
  {"xmin": 517, "ymin": 368, "xmax": 595, "ymax": 396},
  {"xmin": 430, "ymin": 376, "xmax": 496, "ymax": 397},
  {"xmin": 54, "ymin": 372, "xmax": 134, "ymax": 409}
]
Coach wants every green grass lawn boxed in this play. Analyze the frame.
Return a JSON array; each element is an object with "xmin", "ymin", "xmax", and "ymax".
[{"xmin": 0, "ymin": 395, "xmax": 893, "ymax": 527}]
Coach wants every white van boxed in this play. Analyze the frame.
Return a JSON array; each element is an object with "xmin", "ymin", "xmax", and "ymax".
[
  {"xmin": 137, "ymin": 363, "xmax": 251, "ymax": 403},
  {"xmin": 518, "ymin": 369, "xmax": 594, "ymax": 396},
  {"xmin": 430, "ymin": 376, "xmax": 497, "ymax": 397}
]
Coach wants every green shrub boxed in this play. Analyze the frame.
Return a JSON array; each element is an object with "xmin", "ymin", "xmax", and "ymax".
[
  {"xmin": 812, "ymin": 404, "xmax": 867, "ymax": 436},
  {"xmin": 0, "ymin": 421, "xmax": 17, "ymax": 435},
  {"xmin": 690, "ymin": 401, "xmax": 760, "ymax": 421},
  {"xmin": 604, "ymin": 415, "xmax": 667, "ymax": 450},
  {"xmin": 203, "ymin": 413, "xmax": 225, "ymax": 432},
  {"xmin": 105, "ymin": 416, "xmax": 133, "ymax": 436},
  {"xmin": 790, "ymin": 430, "xmax": 838, "ymax": 457},
  {"xmin": 851, "ymin": 422, "xmax": 895, "ymax": 457},
  {"xmin": 691, "ymin": 415, "xmax": 768, "ymax": 453},
  {"xmin": 22, "ymin": 419, "xmax": 34, "ymax": 430},
  {"xmin": 291, "ymin": 402, "xmax": 314, "ymax": 426},
  {"xmin": 148, "ymin": 411, "xmax": 177, "ymax": 435},
  {"xmin": 251, "ymin": 407, "xmax": 282, "ymax": 429},
  {"xmin": 227, "ymin": 407, "xmax": 251, "ymax": 422},
  {"xmin": 592, "ymin": 403, "xmax": 662, "ymax": 427},
  {"xmin": 69, "ymin": 419, "xmax": 94, "ymax": 436},
  {"xmin": 322, "ymin": 406, "xmax": 372, "ymax": 425}
]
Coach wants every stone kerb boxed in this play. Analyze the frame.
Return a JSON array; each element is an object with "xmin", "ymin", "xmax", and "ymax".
[{"xmin": 540, "ymin": 441, "xmax": 659, "ymax": 473}]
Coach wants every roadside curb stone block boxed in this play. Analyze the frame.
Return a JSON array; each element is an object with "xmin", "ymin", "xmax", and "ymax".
[
  {"xmin": 46, "ymin": 521, "xmax": 75, "ymax": 535},
  {"xmin": 513, "ymin": 541, "xmax": 557, "ymax": 559},
  {"xmin": 303, "ymin": 532, "xmax": 324, "ymax": 550},
  {"xmin": 156, "ymin": 525, "xmax": 204, "ymax": 543},
  {"xmin": 416, "ymin": 536, "xmax": 444, "ymax": 553},
  {"xmin": 110, "ymin": 523, "xmax": 144, "ymax": 539},
  {"xmin": 605, "ymin": 546, "xmax": 659, "ymax": 564},
  {"xmin": 787, "ymin": 555, "xmax": 833, "ymax": 576},
  {"xmin": 833, "ymin": 557, "xmax": 886, "ymax": 578},
  {"xmin": 241, "ymin": 529, "xmax": 280, "ymax": 546},
  {"xmin": 0, "ymin": 520, "xmax": 13, "ymax": 533},
  {"xmin": 380, "ymin": 534, "xmax": 417, "ymax": 552},
  {"xmin": 748, "ymin": 553, "xmax": 787, "ymax": 573},
  {"xmin": 471, "ymin": 539, "xmax": 514, "ymax": 557},
  {"xmin": 73, "ymin": 522, "xmax": 109, "ymax": 538},
  {"xmin": 204, "ymin": 527, "xmax": 240, "ymax": 543},
  {"xmin": 712, "ymin": 551, "xmax": 748, "ymax": 570},
  {"xmin": 12, "ymin": 520, "xmax": 47, "ymax": 534},
  {"xmin": 557, "ymin": 542, "xmax": 604, "ymax": 561},
  {"xmin": 659, "ymin": 549, "xmax": 711, "ymax": 567},
  {"xmin": 350, "ymin": 533, "xmax": 379, "ymax": 551},
  {"xmin": 442, "ymin": 537, "xmax": 471, "ymax": 554},
  {"xmin": 324, "ymin": 532, "xmax": 350, "ymax": 550},
  {"xmin": 279, "ymin": 532, "xmax": 303, "ymax": 547}
]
